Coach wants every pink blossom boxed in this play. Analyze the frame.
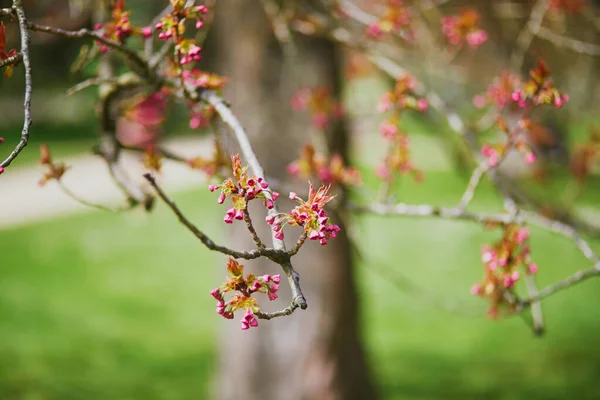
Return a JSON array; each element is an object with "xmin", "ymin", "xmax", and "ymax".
[
  {"xmin": 234, "ymin": 209, "xmax": 244, "ymax": 220},
  {"xmin": 265, "ymin": 199, "xmax": 274, "ymax": 209},
  {"xmin": 0, "ymin": 137, "xmax": 4, "ymax": 143},
  {"xmin": 366, "ymin": 23, "xmax": 384, "ymax": 39},
  {"xmin": 375, "ymin": 165, "xmax": 389, "ymax": 180},
  {"xmin": 379, "ymin": 121, "xmax": 398, "ymax": 139},
  {"xmin": 266, "ymin": 215, "xmax": 276, "ymax": 225},
  {"xmin": 241, "ymin": 320, "xmax": 249, "ymax": 330},
  {"xmin": 312, "ymin": 113, "xmax": 329, "ymax": 130},
  {"xmin": 268, "ymin": 292, "xmax": 278, "ymax": 301},
  {"xmin": 141, "ymin": 26, "xmax": 152, "ymax": 38},
  {"xmin": 308, "ymin": 230, "xmax": 320, "ymax": 240},
  {"xmin": 290, "ymin": 89, "xmax": 310, "ymax": 111},
  {"xmin": 217, "ymin": 192, "xmax": 226, "ymax": 204},
  {"xmin": 473, "ymin": 95, "xmax": 486, "ymax": 109},
  {"xmin": 251, "ymin": 280, "xmax": 262, "ymax": 292},
  {"xmin": 208, "ymin": 184, "xmax": 219, "ymax": 192},
  {"xmin": 528, "ymin": 263, "xmax": 539, "ymax": 275},
  {"xmin": 481, "ymin": 249, "xmax": 496, "ymax": 263},
  {"xmin": 210, "ymin": 288, "xmax": 222, "ymax": 300},
  {"xmin": 470, "ymin": 283, "xmax": 482, "ymax": 295},
  {"xmin": 272, "ymin": 274, "xmax": 281, "ymax": 284},
  {"xmin": 289, "ymin": 192, "xmax": 298, "ymax": 200},
  {"xmin": 272, "ymin": 191, "xmax": 280, "ymax": 201},
  {"xmin": 196, "ymin": 20, "xmax": 204, "ymax": 29},
  {"xmin": 417, "ymin": 98, "xmax": 428, "ymax": 112},
  {"xmin": 466, "ymin": 30, "xmax": 488, "ymax": 47},
  {"xmin": 377, "ymin": 93, "xmax": 394, "ymax": 113},
  {"xmin": 503, "ymin": 275, "xmax": 515, "ymax": 288},
  {"xmin": 554, "ymin": 94, "xmax": 568, "ymax": 108},
  {"xmin": 0, "ymin": 166, "xmax": 4, "ymax": 175},
  {"xmin": 274, "ymin": 230, "xmax": 284, "ymax": 240},
  {"xmin": 287, "ymin": 163, "xmax": 300, "ymax": 176},
  {"xmin": 515, "ymin": 227, "xmax": 530, "ymax": 245},
  {"xmin": 243, "ymin": 309, "xmax": 259, "ymax": 329},
  {"xmin": 524, "ymin": 152, "xmax": 536, "ymax": 165}
]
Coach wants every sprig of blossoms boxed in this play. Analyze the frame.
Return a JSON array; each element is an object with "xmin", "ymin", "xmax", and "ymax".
[
  {"xmin": 475, "ymin": 61, "xmax": 569, "ymax": 168},
  {"xmin": 93, "ymin": 0, "xmax": 152, "ymax": 53},
  {"xmin": 38, "ymin": 144, "xmax": 70, "ymax": 186},
  {"xmin": 475, "ymin": 60, "xmax": 569, "ymax": 111},
  {"xmin": 441, "ymin": 9, "xmax": 488, "ymax": 48},
  {"xmin": 266, "ymin": 183, "xmax": 340, "ymax": 245},
  {"xmin": 471, "ymin": 224, "xmax": 538, "ymax": 318},
  {"xmin": 211, "ymin": 258, "xmax": 280, "ymax": 330},
  {"xmin": 187, "ymin": 138, "xmax": 229, "ymax": 178},
  {"xmin": 209, "ymin": 154, "xmax": 280, "ymax": 224},
  {"xmin": 154, "ymin": 1, "xmax": 209, "ymax": 65},
  {"xmin": 291, "ymin": 87, "xmax": 344, "ymax": 131},
  {"xmin": 365, "ymin": 0, "xmax": 413, "ymax": 41},
  {"xmin": 376, "ymin": 75, "xmax": 427, "ymax": 183},
  {"xmin": 287, "ymin": 144, "xmax": 361, "ymax": 187}
]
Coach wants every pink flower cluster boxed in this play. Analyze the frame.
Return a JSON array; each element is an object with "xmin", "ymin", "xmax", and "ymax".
[
  {"xmin": 441, "ymin": 9, "xmax": 488, "ymax": 48},
  {"xmin": 266, "ymin": 184, "xmax": 340, "ymax": 246},
  {"xmin": 92, "ymin": 1, "xmax": 151, "ymax": 53},
  {"xmin": 286, "ymin": 145, "xmax": 361, "ymax": 187},
  {"xmin": 471, "ymin": 224, "xmax": 539, "ymax": 317},
  {"xmin": 475, "ymin": 61, "xmax": 569, "ymax": 111},
  {"xmin": 209, "ymin": 154, "xmax": 280, "ymax": 224},
  {"xmin": 365, "ymin": 0, "xmax": 412, "ymax": 41},
  {"xmin": 290, "ymin": 87, "xmax": 344, "ymax": 131},
  {"xmin": 211, "ymin": 258, "xmax": 280, "ymax": 330},
  {"xmin": 154, "ymin": 3, "xmax": 208, "ymax": 65}
]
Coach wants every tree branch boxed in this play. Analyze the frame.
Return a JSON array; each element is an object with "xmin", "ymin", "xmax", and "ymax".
[
  {"xmin": 144, "ymin": 173, "xmax": 282, "ymax": 261},
  {"xmin": 1, "ymin": 0, "xmax": 31, "ymax": 168}
]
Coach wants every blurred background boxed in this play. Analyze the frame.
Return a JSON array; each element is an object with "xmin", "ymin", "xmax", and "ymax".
[{"xmin": 0, "ymin": 0, "xmax": 600, "ymax": 399}]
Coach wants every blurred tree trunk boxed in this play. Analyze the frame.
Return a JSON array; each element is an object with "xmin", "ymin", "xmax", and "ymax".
[{"xmin": 211, "ymin": 2, "xmax": 377, "ymax": 400}]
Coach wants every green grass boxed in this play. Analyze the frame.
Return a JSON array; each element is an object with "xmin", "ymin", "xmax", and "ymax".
[{"xmin": 1, "ymin": 171, "xmax": 600, "ymax": 399}]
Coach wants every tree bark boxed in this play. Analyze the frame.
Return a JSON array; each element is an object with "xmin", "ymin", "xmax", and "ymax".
[{"xmin": 211, "ymin": 2, "xmax": 377, "ymax": 400}]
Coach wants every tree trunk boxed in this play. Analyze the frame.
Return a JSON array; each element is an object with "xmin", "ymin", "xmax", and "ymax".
[{"xmin": 211, "ymin": 2, "xmax": 377, "ymax": 400}]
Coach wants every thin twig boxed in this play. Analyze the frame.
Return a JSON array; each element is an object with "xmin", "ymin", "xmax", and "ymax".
[
  {"xmin": 535, "ymin": 26, "xmax": 600, "ymax": 56},
  {"xmin": 57, "ymin": 181, "xmax": 132, "ymax": 213},
  {"xmin": 349, "ymin": 202, "xmax": 515, "ymax": 225},
  {"xmin": 65, "ymin": 77, "xmax": 117, "ymax": 96},
  {"xmin": 28, "ymin": 22, "xmax": 153, "ymax": 80},
  {"xmin": 289, "ymin": 232, "xmax": 308, "ymax": 256},
  {"xmin": 510, "ymin": 0, "xmax": 550, "ymax": 70},
  {"xmin": 521, "ymin": 261, "xmax": 600, "ymax": 307},
  {"xmin": 1, "ymin": 0, "xmax": 32, "ymax": 168},
  {"xmin": 255, "ymin": 302, "xmax": 299, "ymax": 320},
  {"xmin": 243, "ymin": 207, "xmax": 265, "ymax": 249},
  {"xmin": 524, "ymin": 275, "xmax": 544, "ymax": 336},
  {"xmin": 0, "ymin": 52, "xmax": 21, "ymax": 68},
  {"xmin": 144, "ymin": 173, "xmax": 280, "ymax": 261},
  {"xmin": 525, "ymin": 211, "xmax": 600, "ymax": 265}
]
